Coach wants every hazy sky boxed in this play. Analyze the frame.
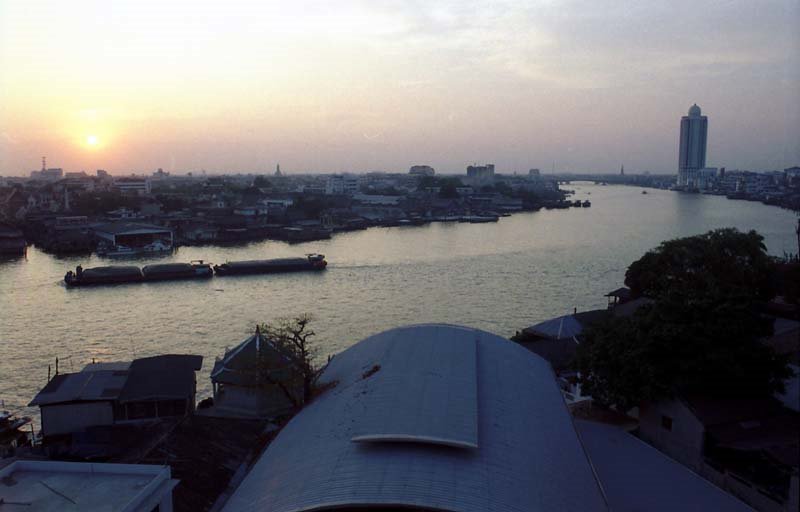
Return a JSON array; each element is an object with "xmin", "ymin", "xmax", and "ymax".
[{"xmin": 1, "ymin": 0, "xmax": 798, "ymax": 175}]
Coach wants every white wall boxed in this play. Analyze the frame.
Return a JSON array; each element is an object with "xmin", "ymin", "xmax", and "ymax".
[{"xmin": 638, "ymin": 399, "xmax": 705, "ymax": 469}]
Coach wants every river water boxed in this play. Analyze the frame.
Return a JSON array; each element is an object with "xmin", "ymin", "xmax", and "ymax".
[{"xmin": 1, "ymin": 184, "xmax": 797, "ymax": 421}]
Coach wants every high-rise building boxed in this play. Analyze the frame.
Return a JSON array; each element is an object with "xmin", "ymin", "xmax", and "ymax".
[
  {"xmin": 466, "ymin": 164, "xmax": 495, "ymax": 183},
  {"xmin": 678, "ymin": 104, "xmax": 708, "ymax": 189}
]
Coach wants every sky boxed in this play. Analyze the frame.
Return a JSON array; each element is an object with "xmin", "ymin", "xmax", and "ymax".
[{"xmin": 1, "ymin": 0, "xmax": 798, "ymax": 176}]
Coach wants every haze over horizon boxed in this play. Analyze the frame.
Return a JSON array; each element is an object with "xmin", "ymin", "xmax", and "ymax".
[{"xmin": 1, "ymin": 0, "xmax": 798, "ymax": 176}]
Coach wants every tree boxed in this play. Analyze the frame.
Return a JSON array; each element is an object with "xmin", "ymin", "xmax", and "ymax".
[
  {"xmin": 624, "ymin": 228, "xmax": 775, "ymax": 301},
  {"xmin": 577, "ymin": 229, "xmax": 789, "ymax": 410},
  {"xmin": 259, "ymin": 314, "xmax": 323, "ymax": 406}
]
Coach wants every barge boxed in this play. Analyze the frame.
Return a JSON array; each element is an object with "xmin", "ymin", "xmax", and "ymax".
[
  {"xmin": 213, "ymin": 254, "xmax": 327, "ymax": 276},
  {"xmin": 64, "ymin": 260, "xmax": 213, "ymax": 287}
]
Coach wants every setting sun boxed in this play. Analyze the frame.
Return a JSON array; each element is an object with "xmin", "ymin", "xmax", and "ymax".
[{"xmin": 86, "ymin": 134, "xmax": 98, "ymax": 146}]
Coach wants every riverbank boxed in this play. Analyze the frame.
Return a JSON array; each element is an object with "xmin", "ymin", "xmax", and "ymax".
[{"xmin": 1, "ymin": 184, "xmax": 797, "ymax": 429}]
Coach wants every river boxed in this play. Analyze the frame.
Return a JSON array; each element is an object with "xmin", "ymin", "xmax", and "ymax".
[{"xmin": 1, "ymin": 184, "xmax": 797, "ymax": 421}]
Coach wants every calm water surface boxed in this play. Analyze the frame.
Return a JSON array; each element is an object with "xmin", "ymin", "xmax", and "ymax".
[{"xmin": 1, "ymin": 184, "xmax": 797, "ymax": 421}]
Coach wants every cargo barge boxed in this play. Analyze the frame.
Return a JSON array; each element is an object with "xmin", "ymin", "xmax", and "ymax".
[
  {"xmin": 213, "ymin": 254, "xmax": 327, "ymax": 276},
  {"xmin": 64, "ymin": 260, "xmax": 213, "ymax": 287},
  {"xmin": 64, "ymin": 255, "xmax": 326, "ymax": 286}
]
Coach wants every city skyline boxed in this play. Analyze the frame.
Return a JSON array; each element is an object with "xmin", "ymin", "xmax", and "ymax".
[{"xmin": 1, "ymin": 1, "xmax": 799, "ymax": 176}]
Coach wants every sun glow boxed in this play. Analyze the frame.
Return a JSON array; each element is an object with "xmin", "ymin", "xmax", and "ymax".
[{"xmin": 86, "ymin": 134, "xmax": 98, "ymax": 146}]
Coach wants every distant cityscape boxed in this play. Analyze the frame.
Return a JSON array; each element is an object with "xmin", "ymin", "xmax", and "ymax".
[{"xmin": 1, "ymin": 105, "xmax": 798, "ymax": 258}]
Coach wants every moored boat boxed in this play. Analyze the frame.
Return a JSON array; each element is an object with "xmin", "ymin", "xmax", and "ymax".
[
  {"xmin": 214, "ymin": 254, "xmax": 327, "ymax": 276},
  {"xmin": 1, "ymin": 408, "xmax": 32, "ymax": 457},
  {"xmin": 464, "ymin": 215, "xmax": 499, "ymax": 223}
]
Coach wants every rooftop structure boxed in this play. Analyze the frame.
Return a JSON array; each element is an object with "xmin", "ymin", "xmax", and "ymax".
[
  {"xmin": 222, "ymin": 324, "xmax": 609, "ymax": 512},
  {"xmin": 0, "ymin": 460, "xmax": 176, "ymax": 512}
]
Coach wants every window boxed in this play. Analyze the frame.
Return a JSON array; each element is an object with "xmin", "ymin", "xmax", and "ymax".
[{"xmin": 661, "ymin": 415, "xmax": 673, "ymax": 431}]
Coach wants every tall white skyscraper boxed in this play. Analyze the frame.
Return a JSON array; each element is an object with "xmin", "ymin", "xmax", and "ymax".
[{"xmin": 678, "ymin": 104, "xmax": 708, "ymax": 188}]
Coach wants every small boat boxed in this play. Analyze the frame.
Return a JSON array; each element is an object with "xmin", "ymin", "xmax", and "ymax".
[
  {"xmin": 582, "ymin": 200, "xmax": 591, "ymax": 207},
  {"xmin": 1, "ymin": 407, "xmax": 32, "ymax": 457},
  {"xmin": 463, "ymin": 215, "xmax": 499, "ymax": 223},
  {"xmin": 214, "ymin": 254, "xmax": 327, "ymax": 276},
  {"xmin": 642, "ymin": 190, "xmax": 648, "ymax": 194}
]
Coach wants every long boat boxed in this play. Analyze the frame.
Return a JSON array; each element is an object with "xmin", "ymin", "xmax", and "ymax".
[
  {"xmin": 64, "ymin": 260, "xmax": 213, "ymax": 287},
  {"xmin": 213, "ymin": 254, "xmax": 327, "ymax": 276}
]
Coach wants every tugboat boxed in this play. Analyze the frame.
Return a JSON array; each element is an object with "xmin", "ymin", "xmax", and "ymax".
[
  {"xmin": 213, "ymin": 254, "xmax": 327, "ymax": 276},
  {"xmin": 1, "ymin": 406, "xmax": 31, "ymax": 457}
]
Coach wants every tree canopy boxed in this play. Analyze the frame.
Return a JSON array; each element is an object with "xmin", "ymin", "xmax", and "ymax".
[
  {"xmin": 577, "ymin": 228, "xmax": 789, "ymax": 410},
  {"xmin": 624, "ymin": 228, "xmax": 775, "ymax": 301}
]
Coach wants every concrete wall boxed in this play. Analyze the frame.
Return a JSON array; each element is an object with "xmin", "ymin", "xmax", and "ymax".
[
  {"xmin": 41, "ymin": 401, "xmax": 114, "ymax": 436},
  {"xmin": 639, "ymin": 399, "xmax": 705, "ymax": 470}
]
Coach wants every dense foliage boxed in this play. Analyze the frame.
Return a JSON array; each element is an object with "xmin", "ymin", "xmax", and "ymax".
[
  {"xmin": 624, "ymin": 228, "xmax": 775, "ymax": 301},
  {"xmin": 577, "ymin": 228, "xmax": 789, "ymax": 410}
]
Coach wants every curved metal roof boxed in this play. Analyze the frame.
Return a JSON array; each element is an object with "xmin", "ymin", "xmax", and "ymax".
[{"xmin": 222, "ymin": 324, "xmax": 608, "ymax": 512}]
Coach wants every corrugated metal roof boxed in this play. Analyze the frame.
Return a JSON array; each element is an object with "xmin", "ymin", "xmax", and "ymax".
[
  {"xmin": 28, "ymin": 370, "xmax": 128, "ymax": 406},
  {"xmin": 222, "ymin": 324, "xmax": 608, "ymax": 512},
  {"xmin": 29, "ymin": 355, "xmax": 202, "ymax": 406},
  {"xmin": 575, "ymin": 420, "xmax": 754, "ymax": 512},
  {"xmin": 118, "ymin": 355, "xmax": 203, "ymax": 403}
]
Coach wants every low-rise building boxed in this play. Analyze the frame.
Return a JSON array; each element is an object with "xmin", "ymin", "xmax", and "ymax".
[
  {"xmin": 114, "ymin": 177, "xmax": 152, "ymax": 196},
  {"xmin": 29, "ymin": 354, "xmax": 203, "ymax": 437},
  {"xmin": 639, "ymin": 396, "xmax": 799, "ymax": 512},
  {"xmin": 210, "ymin": 328, "xmax": 301, "ymax": 418},
  {"xmin": 93, "ymin": 221, "xmax": 173, "ymax": 254},
  {"xmin": 325, "ymin": 174, "xmax": 361, "ymax": 195},
  {"xmin": 0, "ymin": 460, "xmax": 177, "ymax": 512}
]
